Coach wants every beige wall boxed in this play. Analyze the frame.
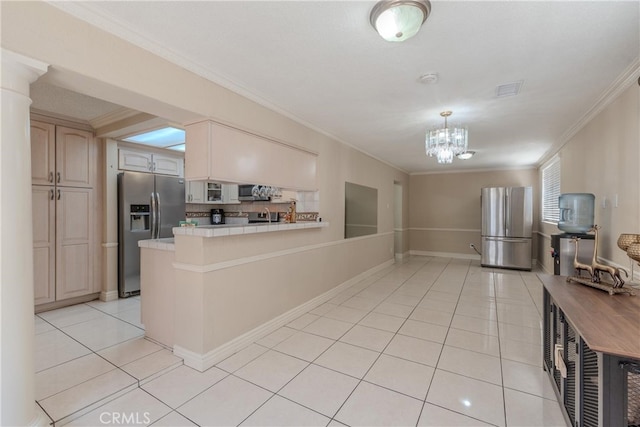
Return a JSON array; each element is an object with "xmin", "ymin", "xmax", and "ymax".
[
  {"xmin": 409, "ymin": 169, "xmax": 540, "ymax": 259},
  {"xmin": 2, "ymin": 2, "xmax": 408, "ymax": 309},
  {"xmin": 538, "ymin": 84, "xmax": 640, "ymax": 274},
  {"xmin": 172, "ymin": 232, "xmax": 392, "ymax": 355}
]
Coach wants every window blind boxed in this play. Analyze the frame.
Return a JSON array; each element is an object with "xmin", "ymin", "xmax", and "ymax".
[{"xmin": 542, "ymin": 158, "xmax": 561, "ymax": 223}]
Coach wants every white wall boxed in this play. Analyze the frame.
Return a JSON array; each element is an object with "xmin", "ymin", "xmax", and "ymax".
[
  {"xmin": 538, "ymin": 83, "xmax": 640, "ymax": 274},
  {"xmin": 1, "ymin": 1, "xmax": 408, "ymax": 312}
]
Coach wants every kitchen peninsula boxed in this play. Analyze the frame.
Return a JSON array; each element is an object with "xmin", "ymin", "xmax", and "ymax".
[
  {"xmin": 139, "ymin": 218, "xmax": 391, "ymax": 372},
  {"xmin": 138, "ymin": 118, "xmax": 394, "ymax": 371}
]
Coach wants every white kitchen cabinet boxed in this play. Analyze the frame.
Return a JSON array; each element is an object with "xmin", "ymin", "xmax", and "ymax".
[
  {"xmin": 119, "ymin": 148, "xmax": 183, "ymax": 177},
  {"xmin": 30, "ymin": 121, "xmax": 55, "ymax": 186},
  {"xmin": 205, "ymin": 182, "xmax": 223, "ymax": 202},
  {"xmin": 31, "ymin": 121, "xmax": 95, "ymax": 188},
  {"xmin": 55, "ymin": 187, "xmax": 94, "ymax": 300},
  {"xmin": 31, "ymin": 119, "xmax": 99, "ymax": 307},
  {"xmin": 185, "ymin": 120, "xmax": 318, "ymax": 191},
  {"xmin": 31, "ymin": 182, "xmax": 95, "ymax": 303},
  {"xmin": 32, "ymin": 186, "xmax": 55, "ymax": 305},
  {"xmin": 186, "ymin": 181, "xmax": 206, "ymax": 203},
  {"xmin": 186, "ymin": 182, "xmax": 240, "ymax": 204},
  {"xmin": 223, "ymin": 184, "xmax": 239, "ymax": 204},
  {"xmin": 118, "ymin": 149, "xmax": 152, "ymax": 173},
  {"xmin": 153, "ymin": 153, "xmax": 183, "ymax": 176}
]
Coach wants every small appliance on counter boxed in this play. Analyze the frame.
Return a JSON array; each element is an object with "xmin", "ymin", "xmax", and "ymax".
[{"xmin": 211, "ymin": 208, "xmax": 225, "ymax": 224}]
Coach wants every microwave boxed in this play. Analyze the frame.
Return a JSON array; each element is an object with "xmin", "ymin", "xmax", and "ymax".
[{"xmin": 238, "ymin": 184, "xmax": 270, "ymax": 201}]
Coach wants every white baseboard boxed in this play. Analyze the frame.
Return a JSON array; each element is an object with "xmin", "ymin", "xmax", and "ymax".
[
  {"xmin": 536, "ymin": 259, "xmax": 553, "ymax": 275},
  {"xmin": 30, "ymin": 404, "xmax": 51, "ymax": 426},
  {"xmin": 100, "ymin": 290, "xmax": 119, "ymax": 302},
  {"xmin": 394, "ymin": 251, "xmax": 409, "ymax": 261},
  {"xmin": 174, "ymin": 258, "xmax": 394, "ymax": 372},
  {"xmin": 410, "ymin": 250, "xmax": 480, "ymax": 261}
]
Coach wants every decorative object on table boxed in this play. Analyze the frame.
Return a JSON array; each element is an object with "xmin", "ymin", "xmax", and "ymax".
[
  {"xmin": 618, "ymin": 233, "xmax": 640, "ymax": 285},
  {"xmin": 570, "ymin": 237, "xmax": 593, "ymax": 279},
  {"xmin": 566, "ymin": 225, "xmax": 634, "ymax": 295},
  {"xmin": 590, "ymin": 225, "xmax": 628, "ymax": 287}
]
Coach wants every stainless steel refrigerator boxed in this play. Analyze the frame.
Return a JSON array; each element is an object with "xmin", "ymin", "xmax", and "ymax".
[
  {"xmin": 481, "ymin": 186, "xmax": 533, "ymax": 270},
  {"xmin": 118, "ymin": 171, "xmax": 185, "ymax": 297}
]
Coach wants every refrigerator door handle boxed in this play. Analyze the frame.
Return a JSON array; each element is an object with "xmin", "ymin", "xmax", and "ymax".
[
  {"xmin": 150, "ymin": 192, "xmax": 157, "ymax": 239},
  {"xmin": 155, "ymin": 192, "xmax": 161, "ymax": 239},
  {"xmin": 505, "ymin": 188, "xmax": 510, "ymax": 236},
  {"xmin": 485, "ymin": 237, "xmax": 528, "ymax": 243}
]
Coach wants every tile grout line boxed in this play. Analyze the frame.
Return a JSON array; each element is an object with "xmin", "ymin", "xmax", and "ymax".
[
  {"xmin": 415, "ymin": 257, "xmax": 473, "ymax": 427},
  {"xmin": 266, "ymin": 256, "xmax": 434, "ymax": 425},
  {"xmin": 35, "ymin": 259, "xmax": 554, "ymax": 427}
]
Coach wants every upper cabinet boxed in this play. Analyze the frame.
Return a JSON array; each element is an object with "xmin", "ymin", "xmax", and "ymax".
[
  {"xmin": 31, "ymin": 121, "xmax": 95, "ymax": 188},
  {"xmin": 185, "ymin": 181, "xmax": 205, "ymax": 203},
  {"xmin": 185, "ymin": 120, "xmax": 318, "ymax": 191},
  {"xmin": 31, "ymin": 121, "xmax": 55, "ymax": 186},
  {"xmin": 153, "ymin": 153, "xmax": 183, "ymax": 176},
  {"xmin": 185, "ymin": 182, "xmax": 239, "ymax": 204},
  {"xmin": 119, "ymin": 148, "xmax": 183, "ymax": 177}
]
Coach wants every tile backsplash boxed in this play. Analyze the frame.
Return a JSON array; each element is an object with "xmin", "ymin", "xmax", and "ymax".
[{"xmin": 185, "ymin": 190, "xmax": 320, "ymax": 225}]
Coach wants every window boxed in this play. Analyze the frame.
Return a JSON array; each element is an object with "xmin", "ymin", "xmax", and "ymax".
[{"xmin": 542, "ymin": 157, "xmax": 561, "ymax": 223}]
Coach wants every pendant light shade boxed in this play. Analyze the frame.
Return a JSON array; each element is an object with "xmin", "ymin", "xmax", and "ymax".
[{"xmin": 370, "ymin": 0, "xmax": 431, "ymax": 42}]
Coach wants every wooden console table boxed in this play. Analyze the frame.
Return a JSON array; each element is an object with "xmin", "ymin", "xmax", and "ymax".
[{"xmin": 539, "ymin": 274, "xmax": 640, "ymax": 427}]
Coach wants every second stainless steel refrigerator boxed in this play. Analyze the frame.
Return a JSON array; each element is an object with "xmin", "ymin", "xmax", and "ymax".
[
  {"xmin": 118, "ymin": 171, "xmax": 185, "ymax": 297},
  {"xmin": 481, "ymin": 186, "xmax": 533, "ymax": 270}
]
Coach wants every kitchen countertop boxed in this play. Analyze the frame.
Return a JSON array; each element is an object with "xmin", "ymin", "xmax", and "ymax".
[
  {"xmin": 172, "ymin": 221, "xmax": 328, "ymax": 238},
  {"xmin": 138, "ymin": 237, "xmax": 175, "ymax": 251}
]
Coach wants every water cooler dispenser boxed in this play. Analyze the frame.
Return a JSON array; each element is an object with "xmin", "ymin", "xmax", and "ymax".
[{"xmin": 551, "ymin": 193, "xmax": 596, "ymax": 276}]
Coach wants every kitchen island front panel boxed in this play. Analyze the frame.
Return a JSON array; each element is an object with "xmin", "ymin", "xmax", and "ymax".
[{"xmin": 140, "ymin": 225, "xmax": 394, "ymax": 371}]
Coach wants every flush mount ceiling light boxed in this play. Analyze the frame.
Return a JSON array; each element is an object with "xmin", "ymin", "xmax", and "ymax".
[
  {"xmin": 426, "ymin": 111, "xmax": 469, "ymax": 164},
  {"xmin": 370, "ymin": 0, "xmax": 431, "ymax": 42},
  {"xmin": 457, "ymin": 151, "xmax": 475, "ymax": 160}
]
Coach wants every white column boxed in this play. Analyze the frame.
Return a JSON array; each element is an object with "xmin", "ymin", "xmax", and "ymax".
[{"xmin": 0, "ymin": 49, "xmax": 48, "ymax": 426}]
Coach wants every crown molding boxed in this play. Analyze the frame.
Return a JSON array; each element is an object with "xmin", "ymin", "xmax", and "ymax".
[
  {"xmin": 48, "ymin": 2, "xmax": 411, "ymax": 177},
  {"xmin": 89, "ymin": 107, "xmax": 140, "ymax": 129},
  {"xmin": 537, "ymin": 58, "xmax": 640, "ymax": 167},
  {"xmin": 30, "ymin": 108, "xmax": 93, "ymax": 131},
  {"xmin": 410, "ymin": 165, "xmax": 537, "ymax": 176}
]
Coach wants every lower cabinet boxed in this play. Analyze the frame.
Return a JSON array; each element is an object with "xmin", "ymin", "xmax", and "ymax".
[
  {"xmin": 543, "ymin": 289, "xmax": 640, "ymax": 427},
  {"xmin": 32, "ymin": 186, "xmax": 94, "ymax": 305}
]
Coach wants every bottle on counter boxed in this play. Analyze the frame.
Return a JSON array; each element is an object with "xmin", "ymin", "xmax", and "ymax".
[{"xmin": 290, "ymin": 200, "xmax": 296, "ymax": 223}]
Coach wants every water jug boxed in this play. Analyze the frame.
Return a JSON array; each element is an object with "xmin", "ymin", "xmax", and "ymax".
[{"xmin": 557, "ymin": 193, "xmax": 595, "ymax": 233}]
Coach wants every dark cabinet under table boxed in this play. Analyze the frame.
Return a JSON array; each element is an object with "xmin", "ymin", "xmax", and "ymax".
[{"xmin": 540, "ymin": 275, "xmax": 640, "ymax": 427}]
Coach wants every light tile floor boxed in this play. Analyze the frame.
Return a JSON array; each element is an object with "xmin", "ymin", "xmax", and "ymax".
[{"xmin": 34, "ymin": 256, "xmax": 568, "ymax": 426}]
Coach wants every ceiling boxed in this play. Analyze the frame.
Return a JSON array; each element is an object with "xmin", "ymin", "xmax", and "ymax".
[{"xmin": 36, "ymin": 1, "xmax": 639, "ymax": 173}]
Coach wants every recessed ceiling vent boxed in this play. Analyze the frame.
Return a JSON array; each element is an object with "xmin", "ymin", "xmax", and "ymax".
[{"xmin": 495, "ymin": 80, "xmax": 523, "ymax": 98}]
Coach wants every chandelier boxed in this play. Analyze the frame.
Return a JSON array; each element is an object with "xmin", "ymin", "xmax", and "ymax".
[{"xmin": 426, "ymin": 111, "xmax": 469, "ymax": 164}]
